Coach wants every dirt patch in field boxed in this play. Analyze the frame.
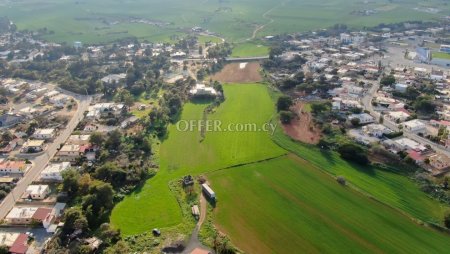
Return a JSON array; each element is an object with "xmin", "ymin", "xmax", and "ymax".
[
  {"xmin": 211, "ymin": 62, "xmax": 263, "ymax": 83},
  {"xmin": 282, "ymin": 102, "xmax": 321, "ymax": 144}
]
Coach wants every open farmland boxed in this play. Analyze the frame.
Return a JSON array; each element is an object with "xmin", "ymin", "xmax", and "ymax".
[
  {"xmin": 231, "ymin": 42, "xmax": 270, "ymax": 57},
  {"xmin": 272, "ymin": 126, "xmax": 449, "ymax": 224},
  {"xmin": 0, "ymin": 0, "xmax": 448, "ymax": 43},
  {"xmin": 211, "ymin": 62, "xmax": 263, "ymax": 83},
  {"xmin": 208, "ymin": 155, "xmax": 450, "ymax": 254},
  {"xmin": 111, "ymin": 84, "xmax": 285, "ymax": 235}
]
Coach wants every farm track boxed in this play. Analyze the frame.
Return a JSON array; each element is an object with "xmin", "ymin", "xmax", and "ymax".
[{"xmin": 246, "ymin": 0, "xmax": 291, "ymax": 41}]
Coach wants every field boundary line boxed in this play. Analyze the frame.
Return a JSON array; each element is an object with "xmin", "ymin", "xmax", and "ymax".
[
  {"xmin": 272, "ymin": 136, "xmax": 450, "ymax": 233},
  {"xmin": 206, "ymin": 153, "xmax": 288, "ymax": 175}
]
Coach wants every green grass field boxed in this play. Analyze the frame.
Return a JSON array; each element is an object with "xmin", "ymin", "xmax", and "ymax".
[
  {"xmin": 272, "ymin": 126, "xmax": 448, "ymax": 224},
  {"xmin": 208, "ymin": 155, "xmax": 450, "ymax": 254},
  {"xmin": 433, "ymin": 51, "xmax": 450, "ymax": 60},
  {"xmin": 231, "ymin": 42, "xmax": 270, "ymax": 57},
  {"xmin": 1, "ymin": 0, "xmax": 448, "ymax": 43},
  {"xmin": 111, "ymin": 83, "xmax": 450, "ymax": 251},
  {"xmin": 111, "ymin": 84, "xmax": 285, "ymax": 235}
]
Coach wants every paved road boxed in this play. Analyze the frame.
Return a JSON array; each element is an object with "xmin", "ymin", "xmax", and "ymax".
[{"xmin": 0, "ymin": 93, "xmax": 91, "ymax": 219}]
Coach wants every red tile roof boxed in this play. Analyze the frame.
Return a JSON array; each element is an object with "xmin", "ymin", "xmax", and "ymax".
[
  {"xmin": 408, "ymin": 150, "xmax": 425, "ymax": 162},
  {"xmin": 32, "ymin": 207, "xmax": 52, "ymax": 221},
  {"xmin": 9, "ymin": 233, "xmax": 28, "ymax": 254}
]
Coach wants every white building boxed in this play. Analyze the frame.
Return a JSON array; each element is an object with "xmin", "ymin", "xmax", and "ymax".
[
  {"xmin": 189, "ymin": 84, "xmax": 217, "ymax": 97},
  {"xmin": 32, "ymin": 128, "xmax": 56, "ymax": 140},
  {"xmin": 403, "ymin": 119, "xmax": 427, "ymax": 133},
  {"xmin": 21, "ymin": 139, "xmax": 45, "ymax": 153},
  {"xmin": 0, "ymin": 161, "xmax": 29, "ymax": 175},
  {"xmin": 67, "ymin": 135, "xmax": 91, "ymax": 145},
  {"xmin": 40, "ymin": 162, "xmax": 71, "ymax": 181},
  {"xmin": 395, "ymin": 83, "xmax": 408, "ymax": 93},
  {"xmin": 49, "ymin": 94, "xmax": 69, "ymax": 107},
  {"xmin": 55, "ymin": 144, "xmax": 81, "ymax": 162},
  {"xmin": 386, "ymin": 111, "xmax": 410, "ymax": 123},
  {"xmin": 22, "ymin": 185, "xmax": 50, "ymax": 200},
  {"xmin": 394, "ymin": 138, "xmax": 427, "ymax": 152},
  {"xmin": 348, "ymin": 113, "xmax": 375, "ymax": 124},
  {"xmin": 362, "ymin": 124, "xmax": 392, "ymax": 138}
]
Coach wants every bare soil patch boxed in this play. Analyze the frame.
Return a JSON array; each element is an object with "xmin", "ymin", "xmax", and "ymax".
[
  {"xmin": 211, "ymin": 62, "xmax": 263, "ymax": 83},
  {"xmin": 282, "ymin": 102, "xmax": 321, "ymax": 144}
]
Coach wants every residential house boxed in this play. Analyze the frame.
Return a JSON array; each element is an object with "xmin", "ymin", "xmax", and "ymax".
[
  {"xmin": 348, "ymin": 113, "xmax": 375, "ymax": 124},
  {"xmin": 0, "ymin": 232, "xmax": 20, "ymax": 249},
  {"xmin": 84, "ymin": 124, "xmax": 99, "ymax": 132},
  {"xmin": 32, "ymin": 128, "xmax": 56, "ymax": 140},
  {"xmin": 40, "ymin": 162, "xmax": 71, "ymax": 181},
  {"xmin": 362, "ymin": 124, "xmax": 392, "ymax": 138},
  {"xmin": 56, "ymin": 144, "xmax": 82, "ymax": 162},
  {"xmin": 8, "ymin": 233, "xmax": 28, "ymax": 254},
  {"xmin": 394, "ymin": 137, "xmax": 427, "ymax": 152},
  {"xmin": 407, "ymin": 150, "xmax": 426, "ymax": 164},
  {"xmin": 5, "ymin": 206, "xmax": 52, "ymax": 225},
  {"xmin": 430, "ymin": 69, "xmax": 445, "ymax": 81},
  {"xmin": 49, "ymin": 94, "xmax": 69, "ymax": 108},
  {"xmin": 0, "ymin": 138, "xmax": 20, "ymax": 154},
  {"xmin": 87, "ymin": 103, "xmax": 126, "ymax": 119},
  {"xmin": 21, "ymin": 140, "xmax": 45, "ymax": 153},
  {"xmin": 403, "ymin": 119, "xmax": 427, "ymax": 133},
  {"xmin": 0, "ymin": 113, "xmax": 24, "ymax": 127},
  {"xmin": 67, "ymin": 135, "xmax": 91, "ymax": 145},
  {"xmin": 395, "ymin": 83, "xmax": 409, "ymax": 93},
  {"xmin": 22, "ymin": 185, "xmax": 50, "ymax": 200},
  {"xmin": 429, "ymin": 153, "xmax": 450, "ymax": 170},
  {"xmin": 0, "ymin": 161, "xmax": 29, "ymax": 176},
  {"xmin": 386, "ymin": 111, "xmax": 410, "ymax": 123},
  {"xmin": 189, "ymin": 84, "xmax": 217, "ymax": 97}
]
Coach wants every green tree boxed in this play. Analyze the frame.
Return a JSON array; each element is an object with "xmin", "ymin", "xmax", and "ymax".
[
  {"xmin": 62, "ymin": 169, "xmax": 80, "ymax": 197},
  {"xmin": 380, "ymin": 75, "xmax": 396, "ymax": 86},
  {"xmin": 105, "ymin": 130, "xmax": 122, "ymax": 150},
  {"xmin": 62, "ymin": 207, "xmax": 87, "ymax": 234},
  {"xmin": 444, "ymin": 211, "xmax": 450, "ymax": 229},
  {"xmin": 277, "ymin": 96, "xmax": 293, "ymax": 112},
  {"xmin": 350, "ymin": 118, "xmax": 361, "ymax": 126},
  {"xmin": 104, "ymin": 241, "xmax": 130, "ymax": 254},
  {"xmin": 280, "ymin": 111, "xmax": 294, "ymax": 124},
  {"xmin": 338, "ymin": 143, "xmax": 369, "ymax": 165},
  {"xmin": 0, "ymin": 245, "xmax": 8, "ymax": 254},
  {"xmin": 89, "ymin": 132, "xmax": 105, "ymax": 147}
]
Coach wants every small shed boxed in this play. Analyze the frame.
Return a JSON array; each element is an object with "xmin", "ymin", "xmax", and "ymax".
[{"xmin": 191, "ymin": 205, "xmax": 200, "ymax": 219}]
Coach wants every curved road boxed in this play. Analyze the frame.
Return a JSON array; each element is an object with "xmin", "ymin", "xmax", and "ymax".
[{"xmin": 0, "ymin": 92, "xmax": 91, "ymax": 219}]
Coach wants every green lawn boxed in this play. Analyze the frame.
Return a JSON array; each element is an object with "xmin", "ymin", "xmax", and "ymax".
[
  {"xmin": 231, "ymin": 42, "xmax": 269, "ymax": 57},
  {"xmin": 208, "ymin": 156, "xmax": 450, "ymax": 254},
  {"xmin": 2, "ymin": 0, "xmax": 448, "ymax": 43},
  {"xmin": 272, "ymin": 127, "xmax": 448, "ymax": 224},
  {"xmin": 111, "ymin": 84, "xmax": 285, "ymax": 235},
  {"xmin": 433, "ymin": 51, "xmax": 450, "ymax": 60}
]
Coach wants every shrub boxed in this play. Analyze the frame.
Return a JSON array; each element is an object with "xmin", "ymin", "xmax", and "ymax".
[
  {"xmin": 337, "ymin": 176, "xmax": 346, "ymax": 186},
  {"xmin": 338, "ymin": 143, "xmax": 369, "ymax": 165}
]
